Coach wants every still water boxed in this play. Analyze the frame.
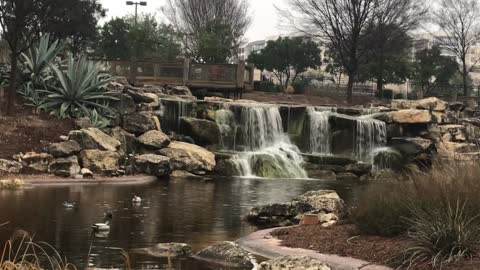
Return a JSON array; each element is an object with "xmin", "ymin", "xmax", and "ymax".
[{"xmin": 0, "ymin": 177, "xmax": 359, "ymax": 269}]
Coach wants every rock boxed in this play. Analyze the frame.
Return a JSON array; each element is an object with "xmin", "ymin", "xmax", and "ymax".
[
  {"xmin": 126, "ymin": 89, "xmax": 157, "ymax": 104},
  {"xmin": 80, "ymin": 168, "xmax": 94, "ymax": 178},
  {"xmin": 194, "ymin": 241, "xmax": 253, "ymax": 269},
  {"xmin": 390, "ymin": 109, "xmax": 432, "ymax": 124},
  {"xmin": 449, "ymin": 102, "xmax": 466, "ymax": 111},
  {"xmin": 251, "ymin": 154, "xmax": 297, "ymax": 179},
  {"xmin": 345, "ymin": 163, "xmax": 372, "ymax": 176},
  {"xmin": 259, "ymin": 255, "xmax": 331, "ymax": 270},
  {"xmin": 137, "ymin": 130, "xmax": 170, "ymax": 149},
  {"xmin": 373, "ymin": 148, "xmax": 404, "ymax": 171},
  {"xmin": 122, "ymin": 113, "xmax": 158, "ymax": 134},
  {"xmin": 180, "ymin": 117, "xmax": 221, "ymax": 145},
  {"xmin": 168, "ymin": 133, "xmax": 195, "ymax": 144},
  {"xmin": 248, "ymin": 190, "xmax": 345, "ymax": 226},
  {"xmin": 336, "ymin": 172, "xmax": 360, "ymax": 181},
  {"xmin": 307, "ymin": 170, "xmax": 336, "ymax": 180},
  {"xmin": 110, "ymin": 93, "xmax": 136, "ymax": 114},
  {"xmin": 167, "ymin": 85, "xmax": 193, "ymax": 96},
  {"xmin": 158, "ymin": 142, "xmax": 215, "ymax": 173},
  {"xmin": 392, "ymin": 97, "xmax": 448, "ymax": 111},
  {"xmin": 48, "ymin": 140, "xmax": 82, "ymax": 158},
  {"xmin": 304, "ymin": 164, "xmax": 346, "ymax": 173},
  {"xmin": 17, "ymin": 152, "xmax": 54, "ymax": 172},
  {"xmin": 170, "ymin": 170, "xmax": 204, "ymax": 179},
  {"xmin": 0, "ymin": 179, "xmax": 25, "ymax": 190},
  {"xmin": 48, "ymin": 156, "xmax": 81, "ymax": 177},
  {"xmin": 69, "ymin": 128, "xmax": 121, "ymax": 152},
  {"xmin": 318, "ymin": 213, "xmax": 338, "ymax": 227},
  {"xmin": 390, "ymin": 137, "xmax": 435, "ymax": 155},
  {"xmin": 132, "ymin": 154, "xmax": 171, "ymax": 177},
  {"xmin": 301, "ymin": 154, "xmax": 357, "ymax": 166},
  {"xmin": 74, "ymin": 117, "xmax": 93, "ymax": 129},
  {"xmin": 0, "ymin": 159, "xmax": 23, "ymax": 174},
  {"xmin": 108, "ymin": 127, "xmax": 137, "ymax": 154},
  {"xmin": 80, "ymin": 150, "xmax": 122, "ymax": 175},
  {"xmin": 133, "ymin": 243, "xmax": 193, "ymax": 258},
  {"xmin": 214, "ymin": 159, "xmax": 240, "ymax": 176}
]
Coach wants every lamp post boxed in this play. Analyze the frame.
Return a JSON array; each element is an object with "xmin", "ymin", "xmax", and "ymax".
[{"xmin": 126, "ymin": 1, "xmax": 147, "ymax": 85}]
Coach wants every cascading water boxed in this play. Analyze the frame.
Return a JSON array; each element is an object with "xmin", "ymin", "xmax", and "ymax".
[
  {"xmin": 220, "ymin": 104, "xmax": 308, "ymax": 179},
  {"xmin": 355, "ymin": 116, "xmax": 387, "ymax": 162},
  {"xmin": 307, "ymin": 107, "xmax": 332, "ymax": 155},
  {"xmin": 160, "ymin": 98, "xmax": 193, "ymax": 133},
  {"xmin": 215, "ymin": 108, "xmax": 236, "ymax": 149}
]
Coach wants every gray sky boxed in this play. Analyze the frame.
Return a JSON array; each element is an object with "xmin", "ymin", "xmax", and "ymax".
[{"xmin": 100, "ymin": 0, "xmax": 287, "ymax": 42}]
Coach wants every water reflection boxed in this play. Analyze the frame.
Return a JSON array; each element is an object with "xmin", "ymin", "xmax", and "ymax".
[{"xmin": 0, "ymin": 178, "xmax": 358, "ymax": 269}]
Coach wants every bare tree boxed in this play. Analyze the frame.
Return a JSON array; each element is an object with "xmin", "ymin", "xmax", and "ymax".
[
  {"xmin": 367, "ymin": 0, "xmax": 427, "ymax": 93},
  {"xmin": 164, "ymin": 0, "xmax": 251, "ymax": 63},
  {"xmin": 432, "ymin": 0, "xmax": 480, "ymax": 97},
  {"xmin": 285, "ymin": 0, "xmax": 379, "ymax": 104}
]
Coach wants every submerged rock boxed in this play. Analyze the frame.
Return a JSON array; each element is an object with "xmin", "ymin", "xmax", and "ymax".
[
  {"xmin": 259, "ymin": 255, "xmax": 331, "ymax": 270},
  {"xmin": 194, "ymin": 241, "xmax": 253, "ymax": 269},
  {"xmin": 133, "ymin": 242, "xmax": 193, "ymax": 258}
]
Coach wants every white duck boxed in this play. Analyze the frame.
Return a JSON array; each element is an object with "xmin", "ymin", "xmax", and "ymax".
[
  {"xmin": 132, "ymin": 195, "xmax": 142, "ymax": 203},
  {"xmin": 91, "ymin": 221, "xmax": 110, "ymax": 231},
  {"xmin": 62, "ymin": 201, "xmax": 76, "ymax": 209}
]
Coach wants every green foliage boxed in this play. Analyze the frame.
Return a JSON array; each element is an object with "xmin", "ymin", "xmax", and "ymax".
[
  {"xmin": 375, "ymin": 89, "xmax": 394, "ymax": 99},
  {"xmin": 398, "ymin": 201, "xmax": 480, "ymax": 269},
  {"xmin": 39, "ymin": 55, "xmax": 115, "ymax": 118},
  {"xmin": 257, "ymin": 81, "xmax": 281, "ymax": 92},
  {"xmin": 86, "ymin": 109, "xmax": 111, "ymax": 129},
  {"xmin": 291, "ymin": 78, "xmax": 310, "ymax": 94},
  {"xmin": 411, "ymin": 46, "xmax": 458, "ymax": 97},
  {"xmin": 194, "ymin": 22, "xmax": 237, "ymax": 63},
  {"xmin": 21, "ymin": 34, "xmax": 63, "ymax": 83},
  {"xmin": 394, "ymin": 93, "xmax": 404, "ymax": 99},
  {"xmin": 98, "ymin": 15, "xmax": 181, "ymax": 61},
  {"xmin": 248, "ymin": 37, "xmax": 321, "ymax": 88}
]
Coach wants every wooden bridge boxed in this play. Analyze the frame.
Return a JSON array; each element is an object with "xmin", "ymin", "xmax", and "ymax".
[{"xmin": 98, "ymin": 58, "xmax": 255, "ymax": 98}]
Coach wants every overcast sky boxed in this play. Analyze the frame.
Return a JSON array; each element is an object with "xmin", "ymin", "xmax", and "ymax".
[{"xmin": 100, "ymin": 0, "xmax": 287, "ymax": 42}]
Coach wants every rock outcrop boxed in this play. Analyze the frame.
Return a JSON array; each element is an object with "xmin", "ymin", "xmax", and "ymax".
[
  {"xmin": 0, "ymin": 159, "xmax": 23, "ymax": 174},
  {"xmin": 194, "ymin": 242, "xmax": 253, "ymax": 269},
  {"xmin": 16, "ymin": 152, "xmax": 54, "ymax": 173}
]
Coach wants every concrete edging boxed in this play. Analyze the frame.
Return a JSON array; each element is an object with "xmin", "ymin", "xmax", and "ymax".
[{"xmin": 237, "ymin": 227, "xmax": 392, "ymax": 270}]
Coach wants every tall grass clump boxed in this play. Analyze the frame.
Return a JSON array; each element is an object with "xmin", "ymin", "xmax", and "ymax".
[
  {"xmin": 0, "ymin": 230, "xmax": 76, "ymax": 270},
  {"xmin": 352, "ymin": 160, "xmax": 480, "ymax": 268}
]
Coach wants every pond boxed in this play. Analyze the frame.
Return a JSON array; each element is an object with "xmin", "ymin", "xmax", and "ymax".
[{"xmin": 0, "ymin": 177, "xmax": 361, "ymax": 269}]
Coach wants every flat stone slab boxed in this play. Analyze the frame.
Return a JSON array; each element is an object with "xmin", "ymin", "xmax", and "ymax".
[{"xmin": 237, "ymin": 227, "xmax": 392, "ymax": 270}]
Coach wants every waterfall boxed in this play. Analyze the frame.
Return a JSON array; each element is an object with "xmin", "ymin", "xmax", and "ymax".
[
  {"xmin": 160, "ymin": 99, "xmax": 192, "ymax": 133},
  {"xmin": 215, "ymin": 109, "xmax": 236, "ymax": 149},
  {"xmin": 355, "ymin": 116, "xmax": 387, "ymax": 162},
  {"xmin": 307, "ymin": 107, "xmax": 331, "ymax": 155},
  {"xmin": 221, "ymin": 104, "xmax": 308, "ymax": 179},
  {"xmin": 372, "ymin": 147, "xmax": 402, "ymax": 171}
]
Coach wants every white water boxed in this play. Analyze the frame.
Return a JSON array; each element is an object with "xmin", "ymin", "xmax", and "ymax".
[
  {"xmin": 221, "ymin": 104, "xmax": 308, "ymax": 179},
  {"xmin": 355, "ymin": 116, "xmax": 387, "ymax": 162},
  {"xmin": 307, "ymin": 107, "xmax": 332, "ymax": 155}
]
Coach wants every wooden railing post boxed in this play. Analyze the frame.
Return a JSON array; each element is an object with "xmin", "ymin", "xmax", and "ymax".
[
  {"xmin": 236, "ymin": 60, "xmax": 245, "ymax": 89},
  {"xmin": 248, "ymin": 63, "xmax": 254, "ymax": 87},
  {"xmin": 154, "ymin": 63, "xmax": 160, "ymax": 81},
  {"xmin": 183, "ymin": 58, "xmax": 191, "ymax": 86}
]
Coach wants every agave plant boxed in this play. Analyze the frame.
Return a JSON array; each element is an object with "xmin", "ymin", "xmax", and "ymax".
[
  {"xmin": 39, "ymin": 55, "xmax": 116, "ymax": 119},
  {"xmin": 21, "ymin": 34, "xmax": 63, "ymax": 83}
]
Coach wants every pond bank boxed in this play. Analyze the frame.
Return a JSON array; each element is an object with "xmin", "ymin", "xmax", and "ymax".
[
  {"xmin": 19, "ymin": 174, "xmax": 157, "ymax": 185},
  {"xmin": 237, "ymin": 226, "xmax": 392, "ymax": 270}
]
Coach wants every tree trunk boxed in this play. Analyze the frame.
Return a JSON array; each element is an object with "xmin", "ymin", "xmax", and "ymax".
[
  {"xmin": 346, "ymin": 76, "xmax": 354, "ymax": 104},
  {"xmin": 6, "ymin": 53, "xmax": 18, "ymax": 115},
  {"xmin": 462, "ymin": 62, "xmax": 468, "ymax": 97},
  {"xmin": 377, "ymin": 77, "xmax": 383, "ymax": 97}
]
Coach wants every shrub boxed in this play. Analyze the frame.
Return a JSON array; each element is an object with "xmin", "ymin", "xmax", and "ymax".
[
  {"xmin": 353, "ymin": 161, "xmax": 480, "ymax": 268},
  {"xmin": 257, "ymin": 81, "xmax": 281, "ymax": 92},
  {"xmin": 291, "ymin": 78, "xmax": 309, "ymax": 94},
  {"xmin": 39, "ymin": 55, "xmax": 116, "ymax": 119}
]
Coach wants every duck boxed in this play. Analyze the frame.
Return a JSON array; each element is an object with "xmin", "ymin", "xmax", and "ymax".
[
  {"xmin": 91, "ymin": 221, "xmax": 110, "ymax": 231},
  {"xmin": 62, "ymin": 201, "xmax": 76, "ymax": 209},
  {"xmin": 132, "ymin": 195, "xmax": 142, "ymax": 203},
  {"xmin": 104, "ymin": 210, "xmax": 113, "ymax": 219}
]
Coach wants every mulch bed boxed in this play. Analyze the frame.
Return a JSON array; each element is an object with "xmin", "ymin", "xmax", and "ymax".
[
  {"xmin": 0, "ymin": 108, "xmax": 75, "ymax": 160},
  {"xmin": 271, "ymin": 225, "xmax": 480, "ymax": 270}
]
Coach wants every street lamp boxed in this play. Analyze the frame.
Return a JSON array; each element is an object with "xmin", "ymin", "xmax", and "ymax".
[{"xmin": 126, "ymin": 1, "xmax": 147, "ymax": 85}]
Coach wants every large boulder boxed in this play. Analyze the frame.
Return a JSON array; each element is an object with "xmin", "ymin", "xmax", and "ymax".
[
  {"xmin": 110, "ymin": 93, "xmax": 136, "ymax": 114},
  {"xmin": 158, "ymin": 142, "xmax": 215, "ymax": 173},
  {"xmin": 80, "ymin": 150, "xmax": 122, "ymax": 174},
  {"xmin": 132, "ymin": 243, "xmax": 193, "ymax": 258},
  {"xmin": 122, "ymin": 113, "xmax": 159, "ymax": 134},
  {"xmin": 392, "ymin": 97, "xmax": 448, "ymax": 111},
  {"xmin": 108, "ymin": 127, "xmax": 137, "ymax": 154},
  {"xmin": 259, "ymin": 255, "xmax": 331, "ymax": 270},
  {"xmin": 345, "ymin": 163, "xmax": 372, "ymax": 176},
  {"xmin": 16, "ymin": 152, "xmax": 54, "ymax": 173},
  {"xmin": 247, "ymin": 190, "xmax": 345, "ymax": 226},
  {"xmin": 180, "ymin": 117, "xmax": 220, "ymax": 145},
  {"xmin": 194, "ymin": 242, "xmax": 253, "ymax": 269},
  {"xmin": 48, "ymin": 156, "xmax": 81, "ymax": 177},
  {"xmin": 0, "ymin": 159, "xmax": 23, "ymax": 174},
  {"xmin": 167, "ymin": 85, "xmax": 193, "ymax": 96},
  {"xmin": 132, "ymin": 154, "xmax": 171, "ymax": 177},
  {"xmin": 48, "ymin": 140, "xmax": 82, "ymax": 158},
  {"xmin": 390, "ymin": 137, "xmax": 435, "ymax": 156},
  {"xmin": 137, "ymin": 130, "xmax": 170, "ymax": 149},
  {"xmin": 390, "ymin": 109, "xmax": 432, "ymax": 124},
  {"xmin": 69, "ymin": 128, "xmax": 121, "ymax": 151}
]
